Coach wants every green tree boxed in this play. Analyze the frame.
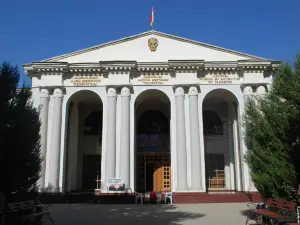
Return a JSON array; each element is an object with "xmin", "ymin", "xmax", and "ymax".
[
  {"xmin": 244, "ymin": 54, "xmax": 300, "ymax": 203},
  {"xmin": 0, "ymin": 62, "xmax": 42, "ymax": 201}
]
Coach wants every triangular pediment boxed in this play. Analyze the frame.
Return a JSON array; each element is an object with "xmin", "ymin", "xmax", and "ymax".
[{"xmin": 42, "ymin": 30, "xmax": 266, "ymax": 63}]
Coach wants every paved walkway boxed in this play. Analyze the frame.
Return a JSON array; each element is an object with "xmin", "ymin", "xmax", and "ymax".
[{"xmin": 44, "ymin": 203, "xmax": 254, "ymax": 225}]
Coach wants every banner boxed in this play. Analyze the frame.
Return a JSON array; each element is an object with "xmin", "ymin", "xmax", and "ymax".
[{"xmin": 107, "ymin": 178, "xmax": 125, "ymax": 191}]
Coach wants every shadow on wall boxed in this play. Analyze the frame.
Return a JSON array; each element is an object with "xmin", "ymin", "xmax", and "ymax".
[{"xmin": 48, "ymin": 204, "xmax": 205, "ymax": 225}]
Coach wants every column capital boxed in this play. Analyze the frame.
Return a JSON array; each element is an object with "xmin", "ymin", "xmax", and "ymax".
[
  {"xmin": 175, "ymin": 86, "xmax": 185, "ymax": 96},
  {"xmin": 256, "ymin": 85, "xmax": 266, "ymax": 95},
  {"xmin": 242, "ymin": 85, "xmax": 253, "ymax": 95},
  {"xmin": 40, "ymin": 88, "xmax": 50, "ymax": 98},
  {"xmin": 107, "ymin": 87, "xmax": 117, "ymax": 97},
  {"xmin": 188, "ymin": 86, "xmax": 199, "ymax": 96},
  {"xmin": 53, "ymin": 88, "xmax": 64, "ymax": 98},
  {"xmin": 121, "ymin": 87, "xmax": 131, "ymax": 97}
]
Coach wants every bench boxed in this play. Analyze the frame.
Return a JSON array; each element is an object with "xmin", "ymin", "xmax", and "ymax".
[
  {"xmin": 247, "ymin": 198, "xmax": 297, "ymax": 225},
  {"xmin": 7, "ymin": 200, "xmax": 54, "ymax": 224}
]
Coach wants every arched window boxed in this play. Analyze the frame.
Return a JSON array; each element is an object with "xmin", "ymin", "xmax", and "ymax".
[
  {"xmin": 84, "ymin": 111, "xmax": 102, "ymax": 135},
  {"xmin": 203, "ymin": 110, "xmax": 223, "ymax": 135}
]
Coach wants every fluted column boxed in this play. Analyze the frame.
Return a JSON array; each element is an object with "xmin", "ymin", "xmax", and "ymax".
[
  {"xmin": 175, "ymin": 87, "xmax": 188, "ymax": 191},
  {"xmin": 67, "ymin": 102, "xmax": 79, "ymax": 192},
  {"xmin": 39, "ymin": 88, "xmax": 50, "ymax": 190},
  {"xmin": 105, "ymin": 87, "xmax": 117, "ymax": 188},
  {"xmin": 48, "ymin": 88, "xmax": 63, "ymax": 192},
  {"xmin": 119, "ymin": 87, "xmax": 130, "ymax": 189},
  {"xmin": 188, "ymin": 86, "xmax": 202, "ymax": 190}
]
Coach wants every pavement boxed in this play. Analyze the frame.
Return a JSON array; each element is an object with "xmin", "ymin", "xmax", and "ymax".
[{"xmin": 44, "ymin": 203, "xmax": 256, "ymax": 225}]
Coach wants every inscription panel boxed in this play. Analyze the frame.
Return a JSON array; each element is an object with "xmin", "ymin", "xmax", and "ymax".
[
  {"xmin": 200, "ymin": 73, "xmax": 241, "ymax": 84},
  {"xmin": 71, "ymin": 75, "xmax": 102, "ymax": 86},
  {"xmin": 133, "ymin": 74, "xmax": 171, "ymax": 85}
]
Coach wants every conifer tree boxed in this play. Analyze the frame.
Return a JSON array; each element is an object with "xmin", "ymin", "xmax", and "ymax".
[
  {"xmin": 244, "ymin": 54, "xmax": 300, "ymax": 203},
  {"xmin": 0, "ymin": 62, "xmax": 42, "ymax": 201}
]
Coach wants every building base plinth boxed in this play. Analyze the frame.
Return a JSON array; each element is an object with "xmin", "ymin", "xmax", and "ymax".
[{"xmin": 172, "ymin": 192, "xmax": 251, "ymax": 203}]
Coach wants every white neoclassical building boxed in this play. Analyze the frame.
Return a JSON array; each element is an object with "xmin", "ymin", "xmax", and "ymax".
[{"xmin": 24, "ymin": 30, "xmax": 279, "ymax": 200}]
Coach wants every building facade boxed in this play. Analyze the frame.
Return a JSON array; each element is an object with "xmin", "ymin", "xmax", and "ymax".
[{"xmin": 24, "ymin": 31, "xmax": 279, "ymax": 197}]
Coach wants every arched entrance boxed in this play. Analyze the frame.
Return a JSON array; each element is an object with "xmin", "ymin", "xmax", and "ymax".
[
  {"xmin": 135, "ymin": 90, "xmax": 171, "ymax": 193},
  {"xmin": 202, "ymin": 89, "xmax": 241, "ymax": 191},
  {"xmin": 65, "ymin": 90, "xmax": 103, "ymax": 192}
]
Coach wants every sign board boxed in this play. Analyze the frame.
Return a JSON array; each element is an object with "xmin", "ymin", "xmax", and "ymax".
[{"xmin": 107, "ymin": 178, "xmax": 125, "ymax": 191}]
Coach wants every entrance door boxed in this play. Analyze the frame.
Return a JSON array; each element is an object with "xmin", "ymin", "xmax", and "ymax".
[{"xmin": 153, "ymin": 163, "xmax": 171, "ymax": 192}]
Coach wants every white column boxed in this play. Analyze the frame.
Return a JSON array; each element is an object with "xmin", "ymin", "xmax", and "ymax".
[
  {"xmin": 188, "ymin": 86, "xmax": 202, "ymax": 191},
  {"xmin": 227, "ymin": 120, "xmax": 236, "ymax": 190},
  {"xmin": 119, "ymin": 87, "xmax": 130, "ymax": 189},
  {"xmin": 232, "ymin": 105, "xmax": 242, "ymax": 191},
  {"xmin": 66, "ymin": 102, "xmax": 79, "ymax": 192},
  {"xmin": 223, "ymin": 121, "xmax": 231, "ymax": 190},
  {"xmin": 199, "ymin": 101, "xmax": 206, "ymax": 191},
  {"xmin": 48, "ymin": 88, "xmax": 63, "ymax": 192},
  {"xmin": 105, "ymin": 87, "xmax": 117, "ymax": 189},
  {"xmin": 39, "ymin": 88, "xmax": 50, "ymax": 190},
  {"xmin": 175, "ymin": 87, "xmax": 188, "ymax": 191}
]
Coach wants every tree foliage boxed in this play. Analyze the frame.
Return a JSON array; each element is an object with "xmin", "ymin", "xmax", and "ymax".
[
  {"xmin": 0, "ymin": 62, "xmax": 42, "ymax": 201},
  {"xmin": 244, "ymin": 54, "xmax": 300, "ymax": 203}
]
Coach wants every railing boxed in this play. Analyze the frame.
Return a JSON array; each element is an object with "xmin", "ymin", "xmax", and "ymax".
[{"xmin": 208, "ymin": 169, "xmax": 225, "ymax": 189}]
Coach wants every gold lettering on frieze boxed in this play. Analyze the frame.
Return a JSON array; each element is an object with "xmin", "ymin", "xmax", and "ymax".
[
  {"xmin": 71, "ymin": 75, "xmax": 102, "ymax": 86},
  {"xmin": 200, "ymin": 74, "xmax": 240, "ymax": 84},
  {"xmin": 137, "ymin": 75, "xmax": 169, "ymax": 84}
]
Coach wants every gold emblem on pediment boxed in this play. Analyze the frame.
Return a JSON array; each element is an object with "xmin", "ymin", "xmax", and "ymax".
[{"xmin": 148, "ymin": 37, "xmax": 158, "ymax": 52}]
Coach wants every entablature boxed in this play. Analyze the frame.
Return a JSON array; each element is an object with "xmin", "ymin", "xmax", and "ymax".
[{"xmin": 24, "ymin": 59, "xmax": 281, "ymax": 76}]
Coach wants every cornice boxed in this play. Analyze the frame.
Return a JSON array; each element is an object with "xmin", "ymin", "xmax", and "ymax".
[
  {"xmin": 24, "ymin": 62, "xmax": 68, "ymax": 74},
  {"xmin": 237, "ymin": 60, "xmax": 280, "ymax": 71},
  {"xmin": 137, "ymin": 62, "xmax": 169, "ymax": 71},
  {"xmin": 69, "ymin": 63, "xmax": 101, "ymax": 73},
  {"xmin": 204, "ymin": 61, "xmax": 238, "ymax": 71},
  {"xmin": 100, "ymin": 61, "xmax": 137, "ymax": 72},
  {"xmin": 168, "ymin": 60, "xmax": 204, "ymax": 71},
  {"xmin": 23, "ymin": 60, "xmax": 281, "ymax": 77}
]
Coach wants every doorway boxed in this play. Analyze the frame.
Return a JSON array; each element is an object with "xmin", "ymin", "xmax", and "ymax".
[{"xmin": 135, "ymin": 90, "xmax": 171, "ymax": 193}]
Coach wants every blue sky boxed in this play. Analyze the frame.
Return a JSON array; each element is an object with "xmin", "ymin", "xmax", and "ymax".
[{"xmin": 1, "ymin": 0, "xmax": 299, "ymax": 86}]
